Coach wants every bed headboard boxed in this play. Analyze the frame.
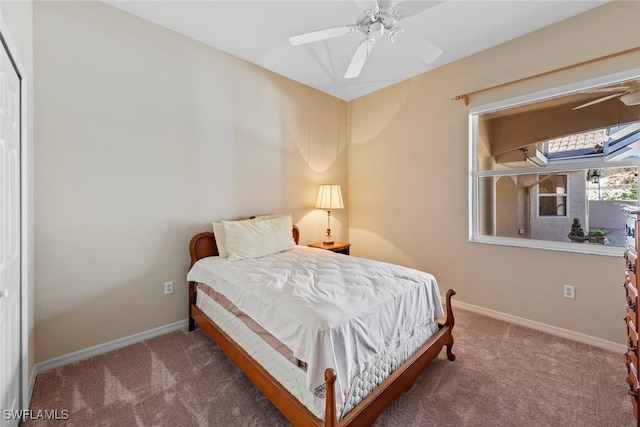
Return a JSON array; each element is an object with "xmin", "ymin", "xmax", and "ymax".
[{"xmin": 189, "ymin": 225, "xmax": 300, "ymax": 267}]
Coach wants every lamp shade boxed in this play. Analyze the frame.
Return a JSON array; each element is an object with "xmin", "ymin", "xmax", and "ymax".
[{"xmin": 315, "ymin": 185, "xmax": 344, "ymax": 210}]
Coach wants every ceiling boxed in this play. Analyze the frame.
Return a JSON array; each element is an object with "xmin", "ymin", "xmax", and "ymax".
[{"xmin": 104, "ymin": 0, "xmax": 611, "ymax": 101}]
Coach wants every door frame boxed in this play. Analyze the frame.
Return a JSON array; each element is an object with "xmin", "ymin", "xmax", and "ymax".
[{"xmin": 0, "ymin": 11, "xmax": 32, "ymax": 411}]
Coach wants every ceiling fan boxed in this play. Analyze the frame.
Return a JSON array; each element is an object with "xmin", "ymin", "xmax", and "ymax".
[
  {"xmin": 288, "ymin": 0, "xmax": 444, "ymax": 79},
  {"xmin": 573, "ymin": 82, "xmax": 640, "ymax": 110}
]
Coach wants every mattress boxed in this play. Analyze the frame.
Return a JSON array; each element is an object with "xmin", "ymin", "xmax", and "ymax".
[
  {"xmin": 197, "ymin": 282, "xmax": 305, "ymax": 368},
  {"xmin": 188, "ymin": 246, "xmax": 444, "ymax": 418},
  {"xmin": 196, "ymin": 287, "xmax": 440, "ymax": 420}
]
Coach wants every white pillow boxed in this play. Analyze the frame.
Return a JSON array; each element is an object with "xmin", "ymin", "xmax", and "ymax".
[
  {"xmin": 213, "ymin": 217, "xmax": 260, "ymax": 257},
  {"xmin": 223, "ymin": 215, "xmax": 294, "ymax": 261},
  {"xmin": 212, "ymin": 222, "xmax": 229, "ymax": 257}
]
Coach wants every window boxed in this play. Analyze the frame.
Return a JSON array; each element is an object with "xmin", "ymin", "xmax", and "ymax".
[
  {"xmin": 470, "ymin": 70, "xmax": 640, "ymax": 255},
  {"xmin": 538, "ymin": 174, "xmax": 568, "ymax": 217}
]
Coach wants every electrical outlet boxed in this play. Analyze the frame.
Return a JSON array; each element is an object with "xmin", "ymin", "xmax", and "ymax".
[
  {"xmin": 563, "ymin": 284, "xmax": 575, "ymax": 299},
  {"xmin": 164, "ymin": 281, "xmax": 174, "ymax": 295}
]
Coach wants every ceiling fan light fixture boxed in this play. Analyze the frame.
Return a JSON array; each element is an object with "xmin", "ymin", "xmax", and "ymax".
[
  {"xmin": 621, "ymin": 92, "xmax": 640, "ymax": 106},
  {"xmin": 365, "ymin": 21, "xmax": 385, "ymax": 39}
]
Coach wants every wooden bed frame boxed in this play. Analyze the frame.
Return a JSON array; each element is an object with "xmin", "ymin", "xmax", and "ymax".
[{"xmin": 187, "ymin": 226, "xmax": 456, "ymax": 427}]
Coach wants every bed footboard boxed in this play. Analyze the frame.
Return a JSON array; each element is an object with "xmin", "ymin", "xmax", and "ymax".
[
  {"xmin": 323, "ymin": 288, "xmax": 456, "ymax": 427},
  {"xmin": 188, "ymin": 281, "xmax": 456, "ymax": 427}
]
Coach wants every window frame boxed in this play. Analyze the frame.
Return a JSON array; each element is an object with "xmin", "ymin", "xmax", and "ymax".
[
  {"xmin": 536, "ymin": 173, "xmax": 569, "ymax": 218},
  {"xmin": 469, "ymin": 68, "xmax": 640, "ymax": 256}
]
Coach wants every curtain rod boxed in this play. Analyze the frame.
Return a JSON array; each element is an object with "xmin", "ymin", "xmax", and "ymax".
[{"xmin": 452, "ymin": 46, "xmax": 640, "ymax": 106}]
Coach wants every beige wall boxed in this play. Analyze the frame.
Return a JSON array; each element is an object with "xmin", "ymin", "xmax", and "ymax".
[
  {"xmin": 349, "ymin": 1, "xmax": 640, "ymax": 344},
  {"xmin": 1, "ymin": 0, "xmax": 35, "ymax": 391},
  {"xmin": 33, "ymin": 1, "xmax": 348, "ymax": 362}
]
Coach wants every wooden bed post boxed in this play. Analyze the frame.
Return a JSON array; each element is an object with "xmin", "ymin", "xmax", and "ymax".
[
  {"xmin": 325, "ymin": 368, "xmax": 338, "ymax": 427},
  {"xmin": 188, "ymin": 281, "xmax": 196, "ymax": 332},
  {"xmin": 444, "ymin": 288, "xmax": 456, "ymax": 361}
]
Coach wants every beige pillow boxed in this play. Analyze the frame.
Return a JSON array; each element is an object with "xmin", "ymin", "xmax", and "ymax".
[
  {"xmin": 213, "ymin": 218, "xmax": 259, "ymax": 257},
  {"xmin": 223, "ymin": 215, "xmax": 294, "ymax": 260}
]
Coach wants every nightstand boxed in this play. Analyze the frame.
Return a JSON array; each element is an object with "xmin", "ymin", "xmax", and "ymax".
[{"xmin": 308, "ymin": 241, "xmax": 351, "ymax": 255}]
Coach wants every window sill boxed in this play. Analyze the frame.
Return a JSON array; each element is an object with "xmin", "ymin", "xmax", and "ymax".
[{"xmin": 470, "ymin": 235, "xmax": 625, "ymax": 257}]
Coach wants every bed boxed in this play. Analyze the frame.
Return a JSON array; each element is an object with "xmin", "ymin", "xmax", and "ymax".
[{"xmin": 187, "ymin": 217, "xmax": 456, "ymax": 427}]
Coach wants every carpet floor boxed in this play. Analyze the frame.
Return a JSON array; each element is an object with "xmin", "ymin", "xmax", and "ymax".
[{"xmin": 25, "ymin": 309, "xmax": 634, "ymax": 426}]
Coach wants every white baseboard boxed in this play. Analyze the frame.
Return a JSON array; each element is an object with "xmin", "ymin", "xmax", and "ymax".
[
  {"xmin": 35, "ymin": 319, "xmax": 189, "ymax": 374},
  {"xmin": 448, "ymin": 299, "xmax": 626, "ymax": 354}
]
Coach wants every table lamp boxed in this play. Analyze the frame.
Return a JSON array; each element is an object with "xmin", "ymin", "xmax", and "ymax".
[{"xmin": 315, "ymin": 184, "xmax": 344, "ymax": 245}]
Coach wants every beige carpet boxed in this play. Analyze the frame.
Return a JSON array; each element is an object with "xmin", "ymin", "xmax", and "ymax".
[{"xmin": 25, "ymin": 309, "xmax": 634, "ymax": 426}]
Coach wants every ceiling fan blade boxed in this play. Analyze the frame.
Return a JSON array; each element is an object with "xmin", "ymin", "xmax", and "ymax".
[
  {"xmin": 391, "ymin": 0, "xmax": 446, "ymax": 20},
  {"xmin": 580, "ymin": 86, "xmax": 629, "ymax": 94},
  {"xmin": 376, "ymin": 0, "xmax": 398, "ymax": 9},
  {"xmin": 392, "ymin": 31, "xmax": 442, "ymax": 63},
  {"xmin": 289, "ymin": 25, "xmax": 357, "ymax": 46},
  {"xmin": 572, "ymin": 92, "xmax": 625, "ymax": 110},
  {"xmin": 354, "ymin": 0, "xmax": 379, "ymax": 12},
  {"xmin": 345, "ymin": 38, "xmax": 377, "ymax": 79}
]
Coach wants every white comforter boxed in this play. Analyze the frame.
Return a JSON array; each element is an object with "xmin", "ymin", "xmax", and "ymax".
[{"xmin": 187, "ymin": 246, "xmax": 443, "ymax": 414}]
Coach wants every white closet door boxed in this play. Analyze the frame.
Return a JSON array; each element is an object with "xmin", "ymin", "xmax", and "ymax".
[{"xmin": 0, "ymin": 36, "xmax": 21, "ymax": 427}]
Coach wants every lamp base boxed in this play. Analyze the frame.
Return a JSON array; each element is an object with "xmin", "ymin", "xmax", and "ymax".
[{"xmin": 323, "ymin": 228, "xmax": 333, "ymax": 245}]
